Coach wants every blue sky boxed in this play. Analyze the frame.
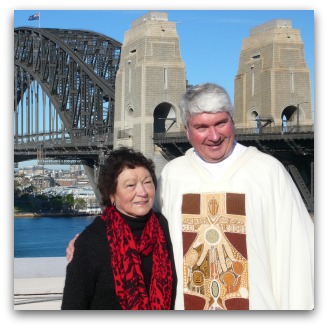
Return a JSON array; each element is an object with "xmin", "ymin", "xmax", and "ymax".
[{"xmin": 14, "ymin": 9, "xmax": 314, "ymax": 105}]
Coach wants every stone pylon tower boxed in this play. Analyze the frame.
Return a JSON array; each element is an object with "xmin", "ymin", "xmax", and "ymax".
[
  {"xmin": 234, "ymin": 19, "xmax": 313, "ymax": 131},
  {"xmin": 114, "ymin": 11, "xmax": 186, "ymax": 174}
]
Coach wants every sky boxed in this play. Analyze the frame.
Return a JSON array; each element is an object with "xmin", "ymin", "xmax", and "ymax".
[
  {"xmin": 14, "ymin": 9, "xmax": 314, "ymax": 107},
  {"xmin": 2, "ymin": 0, "xmax": 327, "ymax": 326}
]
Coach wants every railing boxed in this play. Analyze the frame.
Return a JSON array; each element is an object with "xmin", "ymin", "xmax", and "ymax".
[
  {"xmin": 14, "ymin": 132, "xmax": 113, "ymax": 148},
  {"xmin": 153, "ymin": 124, "xmax": 314, "ymax": 142},
  {"xmin": 234, "ymin": 124, "xmax": 314, "ymax": 135}
]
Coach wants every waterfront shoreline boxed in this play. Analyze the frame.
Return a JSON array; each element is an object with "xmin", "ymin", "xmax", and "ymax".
[{"xmin": 14, "ymin": 212, "xmax": 95, "ymax": 218}]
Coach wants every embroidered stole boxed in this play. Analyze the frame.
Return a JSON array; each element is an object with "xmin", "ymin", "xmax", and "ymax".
[{"xmin": 181, "ymin": 192, "xmax": 249, "ymax": 310}]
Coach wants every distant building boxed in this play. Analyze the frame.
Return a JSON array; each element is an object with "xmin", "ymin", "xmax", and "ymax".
[
  {"xmin": 55, "ymin": 178, "xmax": 77, "ymax": 187},
  {"xmin": 21, "ymin": 165, "xmax": 45, "ymax": 176},
  {"xmin": 70, "ymin": 165, "xmax": 82, "ymax": 178},
  {"xmin": 76, "ymin": 178, "xmax": 91, "ymax": 186},
  {"xmin": 31, "ymin": 176, "xmax": 55, "ymax": 189}
]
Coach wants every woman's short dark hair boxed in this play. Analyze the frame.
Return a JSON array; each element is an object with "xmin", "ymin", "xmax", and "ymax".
[{"xmin": 97, "ymin": 147, "xmax": 157, "ymax": 207}]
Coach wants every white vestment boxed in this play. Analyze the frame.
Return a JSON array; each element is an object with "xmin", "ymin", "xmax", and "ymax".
[{"xmin": 155, "ymin": 145, "xmax": 314, "ymax": 310}]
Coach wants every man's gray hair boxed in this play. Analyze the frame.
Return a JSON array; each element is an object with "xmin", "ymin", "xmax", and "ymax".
[{"xmin": 179, "ymin": 83, "xmax": 234, "ymax": 128}]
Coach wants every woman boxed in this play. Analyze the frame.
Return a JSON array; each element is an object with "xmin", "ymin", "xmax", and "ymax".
[{"xmin": 61, "ymin": 147, "xmax": 177, "ymax": 310}]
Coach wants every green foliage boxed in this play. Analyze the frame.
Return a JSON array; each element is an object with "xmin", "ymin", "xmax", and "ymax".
[
  {"xmin": 75, "ymin": 197, "xmax": 87, "ymax": 210},
  {"xmin": 14, "ymin": 192, "xmax": 79, "ymax": 214}
]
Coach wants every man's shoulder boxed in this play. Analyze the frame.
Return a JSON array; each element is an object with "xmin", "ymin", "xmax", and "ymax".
[
  {"xmin": 241, "ymin": 146, "xmax": 287, "ymax": 177},
  {"xmin": 162, "ymin": 148, "xmax": 192, "ymax": 171},
  {"xmin": 249, "ymin": 146, "xmax": 283, "ymax": 165}
]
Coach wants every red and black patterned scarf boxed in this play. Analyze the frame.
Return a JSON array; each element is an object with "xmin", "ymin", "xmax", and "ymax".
[{"xmin": 101, "ymin": 206, "xmax": 173, "ymax": 310}]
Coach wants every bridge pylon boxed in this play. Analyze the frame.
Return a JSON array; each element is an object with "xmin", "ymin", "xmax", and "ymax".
[
  {"xmin": 234, "ymin": 19, "xmax": 313, "ymax": 131},
  {"xmin": 114, "ymin": 11, "xmax": 187, "ymax": 175}
]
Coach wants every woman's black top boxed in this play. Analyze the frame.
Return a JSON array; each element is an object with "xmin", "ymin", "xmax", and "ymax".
[{"xmin": 61, "ymin": 212, "xmax": 177, "ymax": 310}]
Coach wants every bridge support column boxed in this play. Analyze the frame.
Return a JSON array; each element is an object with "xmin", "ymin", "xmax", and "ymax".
[{"xmin": 83, "ymin": 164, "xmax": 103, "ymax": 210}]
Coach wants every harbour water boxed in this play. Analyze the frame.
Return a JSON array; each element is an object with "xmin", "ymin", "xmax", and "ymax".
[{"xmin": 14, "ymin": 216, "xmax": 95, "ymax": 258}]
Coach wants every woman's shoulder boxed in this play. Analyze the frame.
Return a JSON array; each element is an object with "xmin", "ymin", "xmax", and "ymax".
[
  {"xmin": 75, "ymin": 216, "xmax": 106, "ymax": 247},
  {"xmin": 68, "ymin": 217, "xmax": 109, "ymax": 275},
  {"xmin": 154, "ymin": 212, "xmax": 169, "ymax": 228},
  {"xmin": 154, "ymin": 211, "xmax": 166, "ymax": 219},
  {"xmin": 83, "ymin": 216, "xmax": 105, "ymax": 233}
]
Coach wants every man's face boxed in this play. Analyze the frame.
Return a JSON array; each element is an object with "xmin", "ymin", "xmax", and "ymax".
[{"xmin": 186, "ymin": 111, "xmax": 235, "ymax": 163}]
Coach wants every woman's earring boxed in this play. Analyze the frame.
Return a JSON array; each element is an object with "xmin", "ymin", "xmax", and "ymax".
[{"xmin": 112, "ymin": 201, "xmax": 116, "ymax": 207}]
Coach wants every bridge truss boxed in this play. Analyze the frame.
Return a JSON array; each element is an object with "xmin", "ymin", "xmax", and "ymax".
[{"xmin": 14, "ymin": 27, "xmax": 121, "ymax": 166}]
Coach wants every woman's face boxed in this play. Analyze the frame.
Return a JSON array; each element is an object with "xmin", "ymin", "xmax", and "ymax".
[{"xmin": 110, "ymin": 166, "xmax": 155, "ymax": 218}]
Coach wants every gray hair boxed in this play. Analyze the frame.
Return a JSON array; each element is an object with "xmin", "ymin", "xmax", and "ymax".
[{"xmin": 179, "ymin": 83, "xmax": 234, "ymax": 128}]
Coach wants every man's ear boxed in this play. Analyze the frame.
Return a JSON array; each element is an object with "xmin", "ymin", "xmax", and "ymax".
[{"xmin": 186, "ymin": 128, "xmax": 190, "ymax": 141}]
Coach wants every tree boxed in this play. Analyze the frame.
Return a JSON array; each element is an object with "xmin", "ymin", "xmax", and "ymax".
[
  {"xmin": 74, "ymin": 198, "xmax": 87, "ymax": 211},
  {"xmin": 63, "ymin": 193, "xmax": 75, "ymax": 212}
]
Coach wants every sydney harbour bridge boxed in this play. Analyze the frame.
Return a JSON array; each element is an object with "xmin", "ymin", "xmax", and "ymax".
[{"xmin": 14, "ymin": 14, "xmax": 314, "ymax": 213}]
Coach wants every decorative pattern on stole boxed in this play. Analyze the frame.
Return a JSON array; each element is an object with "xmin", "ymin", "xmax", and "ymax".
[{"xmin": 181, "ymin": 193, "xmax": 249, "ymax": 310}]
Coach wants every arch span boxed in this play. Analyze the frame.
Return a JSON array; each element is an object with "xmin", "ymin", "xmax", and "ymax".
[{"xmin": 14, "ymin": 27, "xmax": 121, "ymax": 137}]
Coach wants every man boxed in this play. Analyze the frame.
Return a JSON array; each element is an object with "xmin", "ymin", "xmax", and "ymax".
[
  {"xmin": 154, "ymin": 83, "xmax": 314, "ymax": 310},
  {"xmin": 67, "ymin": 83, "xmax": 314, "ymax": 310}
]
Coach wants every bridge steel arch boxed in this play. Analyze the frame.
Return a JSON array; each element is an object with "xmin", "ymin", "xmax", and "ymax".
[{"xmin": 14, "ymin": 27, "xmax": 122, "ymax": 166}]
